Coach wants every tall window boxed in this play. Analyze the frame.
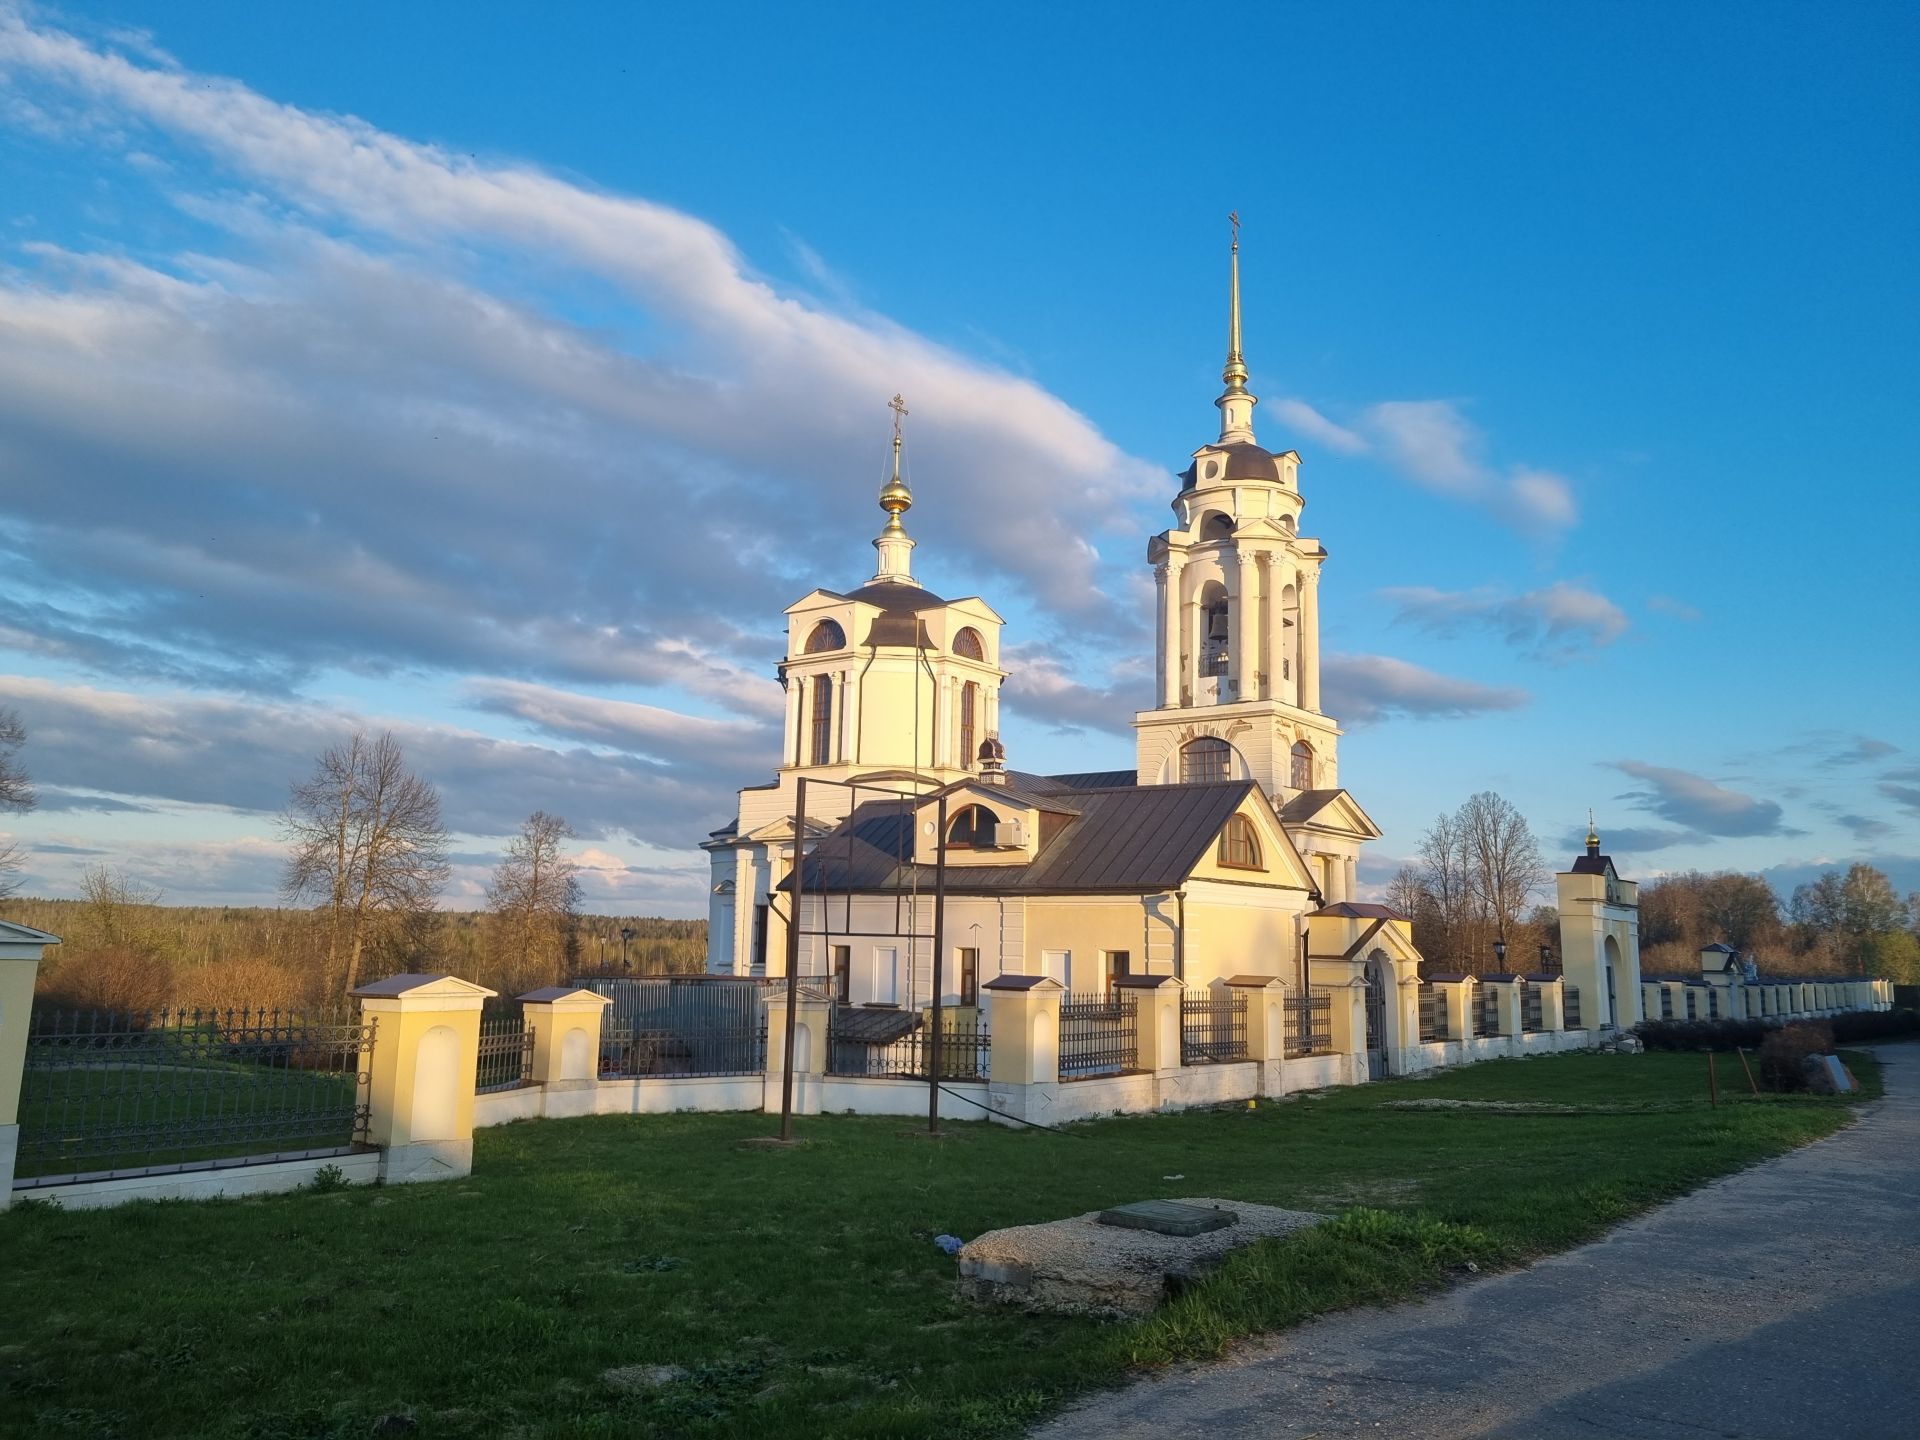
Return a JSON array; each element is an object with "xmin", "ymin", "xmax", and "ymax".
[
  {"xmin": 1218, "ymin": 814, "xmax": 1262, "ymax": 869},
  {"xmin": 953, "ymin": 627, "xmax": 985, "ymax": 660},
  {"xmin": 956, "ymin": 947, "xmax": 979, "ymax": 1006},
  {"xmin": 804, "ymin": 619, "xmax": 846, "ymax": 653},
  {"xmin": 1180, "ymin": 737, "xmax": 1233, "ymax": 783},
  {"xmin": 810, "ymin": 675, "xmax": 834, "ymax": 765},
  {"xmin": 1290, "ymin": 740, "xmax": 1314, "ymax": 790},
  {"xmin": 959, "ymin": 681, "xmax": 978, "ymax": 768},
  {"xmin": 1103, "ymin": 950, "xmax": 1131, "ymax": 994},
  {"xmin": 831, "ymin": 944, "xmax": 851, "ymax": 1004}
]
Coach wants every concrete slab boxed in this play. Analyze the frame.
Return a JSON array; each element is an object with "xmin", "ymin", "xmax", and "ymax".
[{"xmin": 958, "ymin": 1197, "xmax": 1324, "ymax": 1318}]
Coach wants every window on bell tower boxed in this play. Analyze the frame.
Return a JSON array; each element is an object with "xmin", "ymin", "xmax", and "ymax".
[
  {"xmin": 1180, "ymin": 737, "xmax": 1233, "ymax": 783},
  {"xmin": 810, "ymin": 676, "xmax": 834, "ymax": 765},
  {"xmin": 959, "ymin": 681, "xmax": 978, "ymax": 769},
  {"xmin": 1290, "ymin": 740, "xmax": 1314, "ymax": 790}
]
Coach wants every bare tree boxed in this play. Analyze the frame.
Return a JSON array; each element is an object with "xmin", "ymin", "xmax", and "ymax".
[
  {"xmin": 1457, "ymin": 790, "xmax": 1546, "ymax": 949},
  {"xmin": 487, "ymin": 811, "xmax": 582, "ymax": 992},
  {"xmin": 0, "ymin": 705, "xmax": 35, "ymax": 897},
  {"xmin": 1417, "ymin": 809, "xmax": 1478, "ymax": 968},
  {"xmin": 282, "ymin": 731, "xmax": 450, "ymax": 995}
]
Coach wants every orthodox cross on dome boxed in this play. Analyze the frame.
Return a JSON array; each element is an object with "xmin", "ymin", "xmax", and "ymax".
[
  {"xmin": 1586, "ymin": 809, "xmax": 1601, "ymax": 857},
  {"xmin": 1216, "ymin": 213, "xmax": 1257, "ymax": 444},
  {"xmin": 872, "ymin": 391, "xmax": 919, "ymax": 585}
]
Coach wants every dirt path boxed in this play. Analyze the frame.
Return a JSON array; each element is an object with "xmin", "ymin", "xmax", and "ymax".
[{"xmin": 1035, "ymin": 1045, "xmax": 1920, "ymax": 1440}]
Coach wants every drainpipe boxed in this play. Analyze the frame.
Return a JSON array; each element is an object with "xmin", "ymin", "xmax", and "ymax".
[{"xmin": 1174, "ymin": 889, "xmax": 1187, "ymax": 983}]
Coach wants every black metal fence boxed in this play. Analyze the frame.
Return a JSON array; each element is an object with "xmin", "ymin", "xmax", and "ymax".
[
  {"xmin": 1476, "ymin": 984, "xmax": 1503, "ymax": 1037},
  {"xmin": 1659, "ymin": 988, "xmax": 1675, "ymax": 1020},
  {"xmin": 15, "ymin": 1007, "xmax": 375, "ymax": 1186},
  {"xmin": 1522, "ymin": 982, "xmax": 1544, "ymax": 1033},
  {"xmin": 830, "ymin": 1008, "xmax": 991, "ymax": 1080},
  {"xmin": 476, "ymin": 1010, "xmax": 533, "ymax": 1093},
  {"xmin": 577, "ymin": 975, "xmax": 768, "ymax": 1077},
  {"xmin": 1059, "ymin": 992, "xmax": 1138, "ymax": 1078},
  {"xmin": 1286, "ymin": 992, "xmax": 1332, "ymax": 1055},
  {"xmin": 1417, "ymin": 983, "xmax": 1446, "ymax": 1043},
  {"xmin": 1564, "ymin": 985, "xmax": 1583, "ymax": 1030},
  {"xmin": 1180, "ymin": 991, "xmax": 1248, "ymax": 1064}
]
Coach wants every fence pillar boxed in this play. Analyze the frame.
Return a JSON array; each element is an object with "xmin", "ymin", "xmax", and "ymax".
[
  {"xmin": 1116, "ymin": 974, "xmax": 1182, "ymax": 1072},
  {"xmin": 764, "ymin": 988, "xmax": 830, "ymax": 1115},
  {"xmin": 0, "ymin": 924, "xmax": 58, "ymax": 1209},
  {"xmin": 983, "ymin": 975, "xmax": 1063, "ymax": 1085},
  {"xmin": 519, "ymin": 987, "xmax": 612, "ymax": 1090},
  {"xmin": 1326, "ymin": 979, "xmax": 1369, "ymax": 1064},
  {"xmin": 1435, "ymin": 977, "xmax": 1474, "ymax": 1043},
  {"xmin": 1641, "ymin": 982, "xmax": 1663, "ymax": 1020},
  {"xmin": 1224, "ymin": 975, "xmax": 1286, "ymax": 1096},
  {"xmin": 1492, "ymin": 978, "xmax": 1523, "ymax": 1037},
  {"xmin": 1534, "ymin": 977, "xmax": 1565, "ymax": 1032},
  {"xmin": 350, "ymin": 973, "xmax": 496, "ymax": 1185}
]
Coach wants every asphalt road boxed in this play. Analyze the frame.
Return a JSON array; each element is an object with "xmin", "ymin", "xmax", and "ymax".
[{"xmin": 1035, "ymin": 1045, "xmax": 1920, "ymax": 1440}]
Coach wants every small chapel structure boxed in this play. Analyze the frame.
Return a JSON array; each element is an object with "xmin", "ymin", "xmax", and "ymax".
[{"xmin": 702, "ymin": 238, "xmax": 1423, "ymax": 1030}]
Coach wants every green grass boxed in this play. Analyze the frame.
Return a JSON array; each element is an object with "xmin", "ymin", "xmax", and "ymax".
[{"xmin": 0, "ymin": 1049, "xmax": 1881, "ymax": 1440}]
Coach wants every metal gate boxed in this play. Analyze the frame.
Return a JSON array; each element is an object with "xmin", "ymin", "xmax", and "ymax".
[{"xmin": 1365, "ymin": 959, "xmax": 1388, "ymax": 1080}]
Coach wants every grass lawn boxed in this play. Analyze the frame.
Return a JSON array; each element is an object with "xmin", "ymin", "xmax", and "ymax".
[{"xmin": 0, "ymin": 1049, "xmax": 1881, "ymax": 1440}]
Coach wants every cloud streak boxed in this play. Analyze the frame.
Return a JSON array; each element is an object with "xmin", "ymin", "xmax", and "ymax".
[
  {"xmin": 1381, "ymin": 582, "xmax": 1629, "ymax": 660},
  {"xmin": 1609, "ymin": 760, "xmax": 1797, "ymax": 839}
]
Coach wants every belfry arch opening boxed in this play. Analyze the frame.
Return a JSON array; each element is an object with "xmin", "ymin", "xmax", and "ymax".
[
  {"xmin": 1199, "ymin": 511, "xmax": 1234, "ymax": 544},
  {"xmin": 804, "ymin": 619, "xmax": 845, "ymax": 653},
  {"xmin": 1198, "ymin": 580, "xmax": 1229, "ymax": 677}
]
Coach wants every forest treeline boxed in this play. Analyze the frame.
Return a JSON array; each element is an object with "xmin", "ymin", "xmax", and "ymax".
[{"xmin": 6, "ymin": 888, "xmax": 706, "ymax": 1013}]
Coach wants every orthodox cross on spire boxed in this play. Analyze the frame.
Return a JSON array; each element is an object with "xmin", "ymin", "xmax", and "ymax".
[
  {"xmin": 1586, "ymin": 809, "xmax": 1601, "ymax": 856},
  {"xmin": 872, "ymin": 392, "xmax": 919, "ymax": 585},
  {"xmin": 1215, "ymin": 213, "xmax": 1258, "ymax": 444}
]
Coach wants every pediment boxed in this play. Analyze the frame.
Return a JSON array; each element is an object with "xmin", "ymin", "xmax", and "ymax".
[{"xmin": 1279, "ymin": 788, "xmax": 1383, "ymax": 841}]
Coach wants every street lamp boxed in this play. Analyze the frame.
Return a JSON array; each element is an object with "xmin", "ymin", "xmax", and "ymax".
[
  {"xmin": 1539, "ymin": 943, "xmax": 1555, "ymax": 973},
  {"xmin": 620, "ymin": 926, "xmax": 636, "ymax": 971},
  {"xmin": 1493, "ymin": 938, "xmax": 1508, "ymax": 970}
]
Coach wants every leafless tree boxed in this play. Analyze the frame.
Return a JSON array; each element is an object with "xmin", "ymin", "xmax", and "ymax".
[
  {"xmin": 487, "ymin": 810, "xmax": 581, "ymax": 992},
  {"xmin": 0, "ymin": 705, "xmax": 35, "ymax": 897},
  {"xmin": 1417, "ymin": 808, "xmax": 1478, "ymax": 967},
  {"xmin": 1458, "ymin": 790, "xmax": 1546, "ymax": 949},
  {"xmin": 281, "ymin": 731, "xmax": 449, "ymax": 996}
]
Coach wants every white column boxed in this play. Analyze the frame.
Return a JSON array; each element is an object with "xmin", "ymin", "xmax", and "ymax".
[
  {"xmin": 836, "ymin": 668, "xmax": 850, "ymax": 762},
  {"xmin": 1344, "ymin": 855, "xmax": 1357, "ymax": 903},
  {"xmin": 786, "ymin": 675, "xmax": 803, "ymax": 765},
  {"xmin": 1162, "ymin": 554, "xmax": 1186, "ymax": 709},
  {"xmin": 1154, "ymin": 563, "xmax": 1169, "ymax": 707},
  {"xmin": 1258, "ymin": 553, "xmax": 1276, "ymax": 701},
  {"xmin": 1301, "ymin": 567, "xmax": 1322, "ymax": 713},
  {"xmin": 1225, "ymin": 552, "xmax": 1245, "ymax": 702}
]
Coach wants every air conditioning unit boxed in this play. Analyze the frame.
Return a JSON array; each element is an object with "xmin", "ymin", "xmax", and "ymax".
[{"xmin": 994, "ymin": 819, "xmax": 1027, "ymax": 850}]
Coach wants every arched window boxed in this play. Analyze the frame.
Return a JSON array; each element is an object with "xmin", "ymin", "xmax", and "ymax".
[
  {"xmin": 1180, "ymin": 737, "xmax": 1233, "ymax": 784},
  {"xmin": 1218, "ymin": 814, "xmax": 1262, "ymax": 869},
  {"xmin": 959, "ymin": 681, "xmax": 978, "ymax": 769},
  {"xmin": 1200, "ymin": 511, "xmax": 1234, "ymax": 543},
  {"xmin": 804, "ymin": 619, "xmax": 845, "ymax": 653},
  {"xmin": 809, "ymin": 675, "xmax": 834, "ymax": 765},
  {"xmin": 946, "ymin": 804, "xmax": 998, "ymax": 849},
  {"xmin": 1199, "ymin": 580, "xmax": 1230, "ymax": 676},
  {"xmin": 1290, "ymin": 740, "xmax": 1313, "ymax": 790},
  {"xmin": 953, "ymin": 627, "xmax": 985, "ymax": 660}
]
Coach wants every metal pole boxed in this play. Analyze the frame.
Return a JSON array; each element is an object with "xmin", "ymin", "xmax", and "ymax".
[
  {"xmin": 928, "ymin": 794, "xmax": 948, "ymax": 1135},
  {"xmin": 779, "ymin": 777, "xmax": 806, "ymax": 1142},
  {"xmin": 1736, "ymin": 1046, "xmax": 1759, "ymax": 1094},
  {"xmin": 1707, "ymin": 1050, "xmax": 1719, "ymax": 1109}
]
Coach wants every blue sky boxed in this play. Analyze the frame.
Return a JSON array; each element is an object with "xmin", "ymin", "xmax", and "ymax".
[{"xmin": 1, "ymin": 1, "xmax": 1915, "ymax": 915}]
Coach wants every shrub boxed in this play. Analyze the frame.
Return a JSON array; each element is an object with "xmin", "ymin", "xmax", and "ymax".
[
  {"xmin": 36, "ymin": 944, "xmax": 175, "ymax": 1013},
  {"xmin": 1756, "ymin": 1021, "xmax": 1834, "ymax": 1093},
  {"xmin": 1635, "ymin": 1018, "xmax": 1768, "ymax": 1052},
  {"xmin": 174, "ymin": 953, "xmax": 315, "ymax": 1014},
  {"xmin": 1829, "ymin": 1009, "xmax": 1920, "ymax": 1044},
  {"xmin": 308, "ymin": 1164, "xmax": 350, "ymax": 1194}
]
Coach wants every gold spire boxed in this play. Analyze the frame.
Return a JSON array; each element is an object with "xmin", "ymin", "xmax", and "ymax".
[
  {"xmin": 1586, "ymin": 809, "xmax": 1600, "ymax": 855},
  {"xmin": 878, "ymin": 392, "xmax": 912, "ymax": 531},
  {"xmin": 1222, "ymin": 210, "xmax": 1248, "ymax": 395}
]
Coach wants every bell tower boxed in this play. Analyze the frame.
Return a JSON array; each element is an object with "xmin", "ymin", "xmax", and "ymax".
[{"xmin": 1135, "ymin": 223, "xmax": 1343, "ymax": 803}]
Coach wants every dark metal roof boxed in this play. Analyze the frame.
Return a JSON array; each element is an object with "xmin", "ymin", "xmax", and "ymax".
[
  {"xmin": 830, "ymin": 1006, "xmax": 922, "ymax": 1046},
  {"xmin": 1308, "ymin": 901, "xmax": 1408, "ymax": 921},
  {"xmin": 1279, "ymin": 789, "xmax": 1349, "ymax": 824},
  {"xmin": 1178, "ymin": 442, "xmax": 1285, "ymax": 487},
  {"xmin": 1570, "ymin": 854, "xmax": 1616, "ymax": 875},
  {"xmin": 1021, "ymin": 769, "xmax": 1140, "ymax": 793},
  {"xmin": 792, "ymin": 780, "xmax": 1261, "ymax": 896},
  {"xmin": 839, "ymin": 579, "xmax": 946, "ymax": 609}
]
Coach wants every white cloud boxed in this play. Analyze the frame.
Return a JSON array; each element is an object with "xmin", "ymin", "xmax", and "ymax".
[
  {"xmin": 1268, "ymin": 398, "xmax": 1366, "ymax": 455},
  {"xmin": 1609, "ymin": 759, "xmax": 1797, "ymax": 838},
  {"xmin": 1382, "ymin": 581, "xmax": 1629, "ymax": 660},
  {"xmin": 1321, "ymin": 654, "xmax": 1529, "ymax": 725}
]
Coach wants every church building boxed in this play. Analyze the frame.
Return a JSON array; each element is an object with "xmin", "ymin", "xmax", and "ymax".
[{"xmin": 702, "ymin": 241, "xmax": 1418, "ymax": 1008}]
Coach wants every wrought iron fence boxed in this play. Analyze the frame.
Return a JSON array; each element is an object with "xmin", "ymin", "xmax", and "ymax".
[
  {"xmin": 15, "ymin": 1006, "xmax": 375, "ymax": 1186},
  {"xmin": 1179, "ymin": 991, "xmax": 1248, "ymax": 1064},
  {"xmin": 1659, "ymin": 988, "xmax": 1675, "ymax": 1020},
  {"xmin": 578, "ymin": 975, "xmax": 768, "ymax": 1077},
  {"xmin": 476, "ymin": 1012, "xmax": 534, "ymax": 1093},
  {"xmin": 1475, "ymin": 984, "xmax": 1503, "ymax": 1037},
  {"xmin": 1058, "ymin": 992, "xmax": 1138, "ymax": 1078},
  {"xmin": 1417, "ymin": 983, "xmax": 1446, "ymax": 1043},
  {"xmin": 830, "ymin": 1008, "xmax": 991, "ymax": 1080},
  {"xmin": 1285, "ymin": 992, "xmax": 1332, "ymax": 1055},
  {"xmin": 1563, "ymin": 985, "xmax": 1582, "ymax": 1030},
  {"xmin": 1522, "ymin": 981, "xmax": 1543, "ymax": 1033}
]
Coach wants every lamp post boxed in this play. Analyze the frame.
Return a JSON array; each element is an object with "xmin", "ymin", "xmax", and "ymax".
[
  {"xmin": 1493, "ymin": 938, "xmax": 1508, "ymax": 971},
  {"xmin": 619, "ymin": 927, "xmax": 635, "ymax": 972},
  {"xmin": 1539, "ymin": 943, "xmax": 1555, "ymax": 974}
]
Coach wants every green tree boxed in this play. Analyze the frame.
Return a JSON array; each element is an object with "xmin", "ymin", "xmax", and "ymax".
[{"xmin": 1790, "ymin": 863, "xmax": 1912, "ymax": 975}]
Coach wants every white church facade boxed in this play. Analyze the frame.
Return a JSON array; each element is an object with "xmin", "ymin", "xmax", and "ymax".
[{"xmin": 700, "ymin": 241, "xmax": 1435, "ymax": 1053}]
